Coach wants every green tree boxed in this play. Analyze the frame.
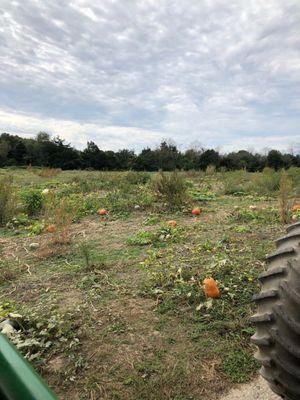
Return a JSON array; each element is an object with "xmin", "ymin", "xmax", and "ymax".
[
  {"xmin": 155, "ymin": 140, "xmax": 182, "ymax": 170},
  {"xmin": 267, "ymin": 150, "xmax": 284, "ymax": 170},
  {"xmin": 0, "ymin": 140, "xmax": 9, "ymax": 166},
  {"xmin": 198, "ymin": 149, "xmax": 220, "ymax": 170},
  {"xmin": 82, "ymin": 141, "xmax": 108, "ymax": 169},
  {"xmin": 134, "ymin": 148, "xmax": 158, "ymax": 171}
]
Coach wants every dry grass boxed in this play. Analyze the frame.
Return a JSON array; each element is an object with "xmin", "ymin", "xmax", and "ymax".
[
  {"xmin": 0, "ymin": 175, "xmax": 16, "ymax": 226},
  {"xmin": 279, "ymin": 169, "xmax": 291, "ymax": 223},
  {"xmin": 38, "ymin": 198, "xmax": 78, "ymax": 258},
  {"xmin": 206, "ymin": 164, "xmax": 216, "ymax": 175},
  {"xmin": 53, "ymin": 198, "xmax": 78, "ymax": 243},
  {"xmin": 38, "ymin": 168, "xmax": 61, "ymax": 178}
]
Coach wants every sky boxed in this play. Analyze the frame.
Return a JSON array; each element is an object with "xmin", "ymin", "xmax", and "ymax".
[{"xmin": 0, "ymin": 0, "xmax": 300, "ymax": 153}]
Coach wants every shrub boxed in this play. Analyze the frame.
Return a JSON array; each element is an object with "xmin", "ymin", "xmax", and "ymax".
[
  {"xmin": 250, "ymin": 168, "xmax": 281, "ymax": 195},
  {"xmin": 222, "ymin": 170, "xmax": 250, "ymax": 196},
  {"xmin": 0, "ymin": 176, "xmax": 16, "ymax": 225},
  {"xmin": 122, "ymin": 171, "xmax": 150, "ymax": 185},
  {"xmin": 205, "ymin": 165, "xmax": 216, "ymax": 175},
  {"xmin": 51, "ymin": 197, "xmax": 79, "ymax": 244},
  {"xmin": 21, "ymin": 189, "xmax": 43, "ymax": 216},
  {"xmin": 152, "ymin": 171, "xmax": 189, "ymax": 210},
  {"xmin": 287, "ymin": 167, "xmax": 300, "ymax": 196}
]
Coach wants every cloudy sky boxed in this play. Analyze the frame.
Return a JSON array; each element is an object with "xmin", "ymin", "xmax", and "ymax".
[{"xmin": 1, "ymin": 0, "xmax": 300, "ymax": 153}]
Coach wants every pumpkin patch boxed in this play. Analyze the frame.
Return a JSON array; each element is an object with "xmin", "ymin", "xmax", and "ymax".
[{"xmin": 2, "ymin": 166, "xmax": 300, "ymax": 399}]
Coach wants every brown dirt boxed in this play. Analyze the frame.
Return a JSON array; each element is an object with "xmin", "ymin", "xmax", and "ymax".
[{"xmin": 220, "ymin": 376, "xmax": 280, "ymax": 400}]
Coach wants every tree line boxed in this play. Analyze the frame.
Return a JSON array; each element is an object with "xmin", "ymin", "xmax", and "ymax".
[{"xmin": 0, "ymin": 132, "xmax": 299, "ymax": 171}]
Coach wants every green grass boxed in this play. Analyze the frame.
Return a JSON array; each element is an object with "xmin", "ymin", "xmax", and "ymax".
[{"xmin": 221, "ymin": 349, "xmax": 260, "ymax": 383}]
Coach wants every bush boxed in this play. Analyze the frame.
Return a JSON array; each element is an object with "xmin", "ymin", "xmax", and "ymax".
[
  {"xmin": 122, "ymin": 171, "xmax": 150, "ymax": 185},
  {"xmin": 222, "ymin": 170, "xmax": 250, "ymax": 195},
  {"xmin": 250, "ymin": 168, "xmax": 281, "ymax": 195},
  {"xmin": 152, "ymin": 171, "xmax": 189, "ymax": 210},
  {"xmin": 287, "ymin": 167, "xmax": 300, "ymax": 196},
  {"xmin": 0, "ymin": 175, "xmax": 16, "ymax": 225},
  {"xmin": 21, "ymin": 189, "xmax": 43, "ymax": 216},
  {"xmin": 205, "ymin": 165, "xmax": 216, "ymax": 175}
]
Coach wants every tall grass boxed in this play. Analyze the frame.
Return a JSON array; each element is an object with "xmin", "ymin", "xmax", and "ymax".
[
  {"xmin": 0, "ymin": 176, "xmax": 16, "ymax": 225},
  {"xmin": 52, "ymin": 198, "xmax": 78, "ymax": 244},
  {"xmin": 152, "ymin": 171, "xmax": 189, "ymax": 210},
  {"xmin": 205, "ymin": 165, "xmax": 216, "ymax": 175},
  {"xmin": 279, "ymin": 170, "xmax": 291, "ymax": 224},
  {"xmin": 222, "ymin": 168, "xmax": 282, "ymax": 196},
  {"xmin": 38, "ymin": 168, "xmax": 61, "ymax": 178}
]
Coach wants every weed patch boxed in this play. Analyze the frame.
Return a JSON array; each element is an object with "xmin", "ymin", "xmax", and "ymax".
[
  {"xmin": 126, "ymin": 226, "xmax": 185, "ymax": 246},
  {"xmin": 0, "ymin": 175, "xmax": 16, "ymax": 225},
  {"xmin": 152, "ymin": 171, "xmax": 189, "ymax": 210}
]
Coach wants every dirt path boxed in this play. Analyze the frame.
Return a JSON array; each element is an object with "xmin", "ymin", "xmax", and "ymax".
[{"xmin": 220, "ymin": 376, "xmax": 280, "ymax": 400}]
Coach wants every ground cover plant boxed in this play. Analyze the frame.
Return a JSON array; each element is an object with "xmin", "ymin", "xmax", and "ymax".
[{"xmin": 0, "ymin": 167, "xmax": 300, "ymax": 399}]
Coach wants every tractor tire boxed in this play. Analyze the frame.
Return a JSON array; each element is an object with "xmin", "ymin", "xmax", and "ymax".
[{"xmin": 251, "ymin": 221, "xmax": 300, "ymax": 400}]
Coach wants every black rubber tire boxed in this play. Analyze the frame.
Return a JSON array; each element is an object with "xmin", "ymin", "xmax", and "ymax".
[{"xmin": 250, "ymin": 221, "xmax": 300, "ymax": 400}]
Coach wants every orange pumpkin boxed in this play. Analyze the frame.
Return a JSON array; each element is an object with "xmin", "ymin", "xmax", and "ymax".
[
  {"xmin": 192, "ymin": 207, "xmax": 201, "ymax": 216},
  {"xmin": 291, "ymin": 204, "xmax": 300, "ymax": 212},
  {"xmin": 167, "ymin": 220, "xmax": 177, "ymax": 227},
  {"xmin": 98, "ymin": 208, "xmax": 107, "ymax": 216},
  {"xmin": 203, "ymin": 277, "xmax": 220, "ymax": 298},
  {"xmin": 47, "ymin": 224, "xmax": 56, "ymax": 233}
]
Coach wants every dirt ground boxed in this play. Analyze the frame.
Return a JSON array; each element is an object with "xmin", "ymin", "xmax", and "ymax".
[{"xmin": 220, "ymin": 376, "xmax": 280, "ymax": 400}]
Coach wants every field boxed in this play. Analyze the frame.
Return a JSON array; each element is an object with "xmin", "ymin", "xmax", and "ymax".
[{"xmin": 1, "ymin": 167, "xmax": 300, "ymax": 400}]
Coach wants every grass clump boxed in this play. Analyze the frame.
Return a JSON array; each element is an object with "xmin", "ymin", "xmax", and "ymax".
[
  {"xmin": 49, "ymin": 198, "xmax": 78, "ymax": 244},
  {"xmin": 250, "ymin": 168, "xmax": 281, "ymax": 195},
  {"xmin": 279, "ymin": 169, "xmax": 292, "ymax": 223},
  {"xmin": 221, "ymin": 349, "xmax": 259, "ymax": 383},
  {"xmin": 38, "ymin": 167, "xmax": 61, "ymax": 178},
  {"xmin": 0, "ymin": 260, "xmax": 20, "ymax": 284},
  {"xmin": 0, "ymin": 175, "xmax": 16, "ymax": 225},
  {"xmin": 152, "ymin": 171, "xmax": 189, "ymax": 210},
  {"xmin": 126, "ymin": 226, "xmax": 184, "ymax": 246}
]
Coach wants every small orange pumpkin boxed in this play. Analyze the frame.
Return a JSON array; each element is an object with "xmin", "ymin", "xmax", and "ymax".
[
  {"xmin": 192, "ymin": 207, "xmax": 201, "ymax": 216},
  {"xmin": 203, "ymin": 277, "xmax": 220, "ymax": 298},
  {"xmin": 291, "ymin": 204, "xmax": 300, "ymax": 212},
  {"xmin": 98, "ymin": 208, "xmax": 107, "ymax": 216},
  {"xmin": 47, "ymin": 224, "xmax": 56, "ymax": 233},
  {"xmin": 167, "ymin": 220, "xmax": 177, "ymax": 227}
]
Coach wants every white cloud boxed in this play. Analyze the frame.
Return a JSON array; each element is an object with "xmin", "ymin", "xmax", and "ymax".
[
  {"xmin": 0, "ymin": 109, "xmax": 163, "ymax": 151},
  {"xmin": 220, "ymin": 135, "xmax": 300, "ymax": 154},
  {"xmin": 0, "ymin": 0, "xmax": 299, "ymax": 152}
]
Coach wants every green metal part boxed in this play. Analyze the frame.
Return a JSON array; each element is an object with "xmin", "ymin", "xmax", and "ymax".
[{"xmin": 0, "ymin": 333, "xmax": 58, "ymax": 400}]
